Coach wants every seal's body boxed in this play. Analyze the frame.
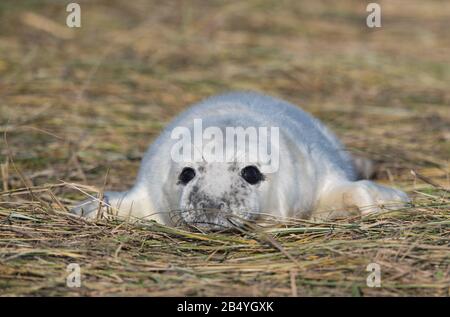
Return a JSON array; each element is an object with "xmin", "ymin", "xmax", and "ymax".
[{"xmin": 72, "ymin": 92, "xmax": 409, "ymax": 229}]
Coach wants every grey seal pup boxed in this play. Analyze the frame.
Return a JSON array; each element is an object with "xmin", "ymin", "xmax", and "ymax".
[{"xmin": 71, "ymin": 91, "xmax": 409, "ymax": 229}]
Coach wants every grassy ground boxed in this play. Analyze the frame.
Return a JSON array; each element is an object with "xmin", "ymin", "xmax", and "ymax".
[{"xmin": 0, "ymin": 0, "xmax": 449, "ymax": 296}]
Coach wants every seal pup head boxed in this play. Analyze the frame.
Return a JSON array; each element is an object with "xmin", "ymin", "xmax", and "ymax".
[{"xmin": 174, "ymin": 161, "xmax": 266, "ymax": 231}]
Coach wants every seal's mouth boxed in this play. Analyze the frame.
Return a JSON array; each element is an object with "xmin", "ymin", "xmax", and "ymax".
[{"xmin": 169, "ymin": 208, "xmax": 259, "ymax": 232}]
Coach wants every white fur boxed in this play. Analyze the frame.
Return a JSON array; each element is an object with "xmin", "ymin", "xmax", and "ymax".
[{"xmin": 71, "ymin": 91, "xmax": 409, "ymax": 227}]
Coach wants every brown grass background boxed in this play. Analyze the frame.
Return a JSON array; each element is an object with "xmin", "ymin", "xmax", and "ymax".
[{"xmin": 0, "ymin": 0, "xmax": 449, "ymax": 296}]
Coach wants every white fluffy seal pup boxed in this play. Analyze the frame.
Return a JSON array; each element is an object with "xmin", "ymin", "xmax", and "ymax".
[{"xmin": 71, "ymin": 91, "xmax": 409, "ymax": 230}]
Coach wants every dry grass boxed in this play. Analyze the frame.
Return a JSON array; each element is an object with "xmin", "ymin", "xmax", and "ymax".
[{"xmin": 0, "ymin": 0, "xmax": 449, "ymax": 296}]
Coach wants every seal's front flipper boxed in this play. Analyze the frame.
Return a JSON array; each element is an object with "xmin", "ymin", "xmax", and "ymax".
[
  {"xmin": 70, "ymin": 191, "xmax": 130, "ymax": 220},
  {"xmin": 315, "ymin": 180, "xmax": 410, "ymax": 219}
]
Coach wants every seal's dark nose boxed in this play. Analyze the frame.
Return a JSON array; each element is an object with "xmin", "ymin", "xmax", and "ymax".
[{"xmin": 196, "ymin": 200, "xmax": 227, "ymax": 212}]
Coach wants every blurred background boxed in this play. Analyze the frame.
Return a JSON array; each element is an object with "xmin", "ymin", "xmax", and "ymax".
[{"xmin": 1, "ymin": 0, "xmax": 449, "ymax": 191}]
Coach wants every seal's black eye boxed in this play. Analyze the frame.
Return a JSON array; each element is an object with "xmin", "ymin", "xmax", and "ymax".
[
  {"xmin": 241, "ymin": 165, "xmax": 264, "ymax": 185},
  {"xmin": 179, "ymin": 167, "xmax": 196, "ymax": 185}
]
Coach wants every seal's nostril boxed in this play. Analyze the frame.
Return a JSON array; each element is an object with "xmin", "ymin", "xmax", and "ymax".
[
  {"xmin": 198, "ymin": 202, "xmax": 205, "ymax": 209},
  {"xmin": 219, "ymin": 203, "xmax": 226, "ymax": 210}
]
